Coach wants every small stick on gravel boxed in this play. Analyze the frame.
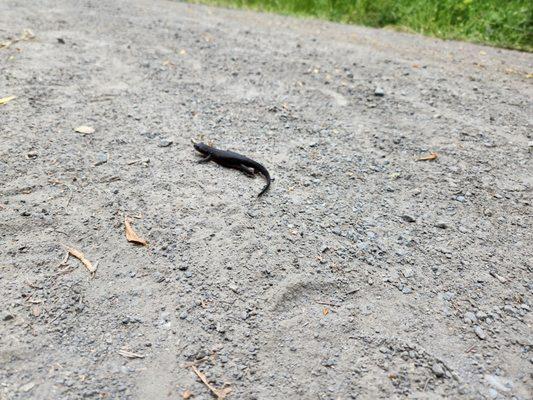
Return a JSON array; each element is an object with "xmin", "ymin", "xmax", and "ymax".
[
  {"xmin": 64, "ymin": 186, "xmax": 74, "ymax": 207},
  {"xmin": 63, "ymin": 245, "xmax": 96, "ymax": 277},
  {"xmin": 417, "ymin": 152, "xmax": 438, "ymax": 161},
  {"xmin": 489, "ymin": 271, "xmax": 507, "ymax": 283},
  {"xmin": 57, "ymin": 251, "xmax": 70, "ymax": 268},
  {"xmin": 465, "ymin": 344, "xmax": 476, "ymax": 353},
  {"xmin": 118, "ymin": 349, "xmax": 145, "ymax": 359},
  {"xmin": 315, "ymin": 300, "xmax": 341, "ymax": 307},
  {"xmin": 127, "ymin": 158, "xmax": 150, "ymax": 165},
  {"xmin": 49, "ymin": 310, "xmax": 66, "ymax": 323},
  {"xmin": 190, "ymin": 365, "xmax": 231, "ymax": 399}
]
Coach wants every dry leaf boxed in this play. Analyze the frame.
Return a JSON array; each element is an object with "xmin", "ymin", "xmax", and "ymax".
[
  {"xmin": 182, "ymin": 390, "xmax": 193, "ymax": 399},
  {"xmin": 125, "ymin": 216, "xmax": 147, "ymax": 246},
  {"xmin": 191, "ymin": 365, "xmax": 231, "ymax": 399},
  {"xmin": 118, "ymin": 349, "xmax": 145, "ymax": 359},
  {"xmin": 0, "ymin": 95, "xmax": 16, "ymax": 105},
  {"xmin": 0, "ymin": 29, "xmax": 35, "ymax": 50},
  {"xmin": 66, "ymin": 246, "xmax": 96, "ymax": 276},
  {"xmin": 417, "ymin": 152, "xmax": 438, "ymax": 161},
  {"xmin": 20, "ymin": 29, "xmax": 35, "ymax": 41},
  {"xmin": 323, "ymin": 307, "xmax": 329, "ymax": 316},
  {"xmin": 74, "ymin": 125, "xmax": 95, "ymax": 134}
]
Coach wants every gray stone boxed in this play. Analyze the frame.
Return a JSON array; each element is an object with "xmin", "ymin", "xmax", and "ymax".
[
  {"xmin": 476, "ymin": 311, "xmax": 487, "ymax": 320},
  {"xmin": 94, "ymin": 152, "xmax": 108, "ymax": 166},
  {"xmin": 401, "ymin": 215, "xmax": 416, "ymax": 223},
  {"xmin": 432, "ymin": 363, "xmax": 445, "ymax": 377},
  {"xmin": 442, "ymin": 292, "xmax": 455, "ymax": 301},
  {"xmin": 158, "ymin": 138, "xmax": 173, "ymax": 147},
  {"xmin": 464, "ymin": 312, "xmax": 477, "ymax": 324},
  {"xmin": 1, "ymin": 312, "xmax": 14, "ymax": 321},
  {"xmin": 374, "ymin": 87, "xmax": 385, "ymax": 96},
  {"xmin": 435, "ymin": 221, "xmax": 449, "ymax": 229},
  {"xmin": 474, "ymin": 325, "xmax": 487, "ymax": 340}
]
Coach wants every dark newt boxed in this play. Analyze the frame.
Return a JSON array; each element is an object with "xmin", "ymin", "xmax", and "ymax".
[{"xmin": 193, "ymin": 141, "xmax": 271, "ymax": 197}]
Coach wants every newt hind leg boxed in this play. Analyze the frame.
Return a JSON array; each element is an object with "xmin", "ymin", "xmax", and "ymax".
[{"xmin": 235, "ymin": 164, "xmax": 256, "ymax": 178}]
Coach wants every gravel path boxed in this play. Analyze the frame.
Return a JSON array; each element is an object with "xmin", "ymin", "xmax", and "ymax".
[{"xmin": 1, "ymin": 1, "xmax": 532, "ymax": 399}]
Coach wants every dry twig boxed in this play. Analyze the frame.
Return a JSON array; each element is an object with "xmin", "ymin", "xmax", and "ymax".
[
  {"xmin": 190, "ymin": 365, "xmax": 231, "ymax": 399},
  {"xmin": 417, "ymin": 152, "xmax": 438, "ymax": 161},
  {"xmin": 118, "ymin": 349, "xmax": 145, "ymax": 359}
]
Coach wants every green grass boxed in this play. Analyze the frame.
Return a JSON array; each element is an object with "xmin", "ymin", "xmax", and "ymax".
[{"xmin": 190, "ymin": 0, "xmax": 533, "ymax": 51}]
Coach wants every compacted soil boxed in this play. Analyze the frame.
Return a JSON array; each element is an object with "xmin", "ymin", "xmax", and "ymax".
[{"xmin": 1, "ymin": 0, "xmax": 532, "ymax": 399}]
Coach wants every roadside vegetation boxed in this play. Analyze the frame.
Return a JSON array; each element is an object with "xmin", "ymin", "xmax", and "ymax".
[{"xmin": 191, "ymin": 0, "xmax": 532, "ymax": 51}]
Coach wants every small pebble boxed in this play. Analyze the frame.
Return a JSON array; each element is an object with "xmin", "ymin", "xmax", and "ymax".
[
  {"xmin": 321, "ymin": 358, "xmax": 337, "ymax": 367},
  {"xmin": 435, "ymin": 221, "xmax": 449, "ymax": 229},
  {"xmin": 474, "ymin": 325, "xmax": 487, "ymax": 340},
  {"xmin": 476, "ymin": 311, "xmax": 487, "ymax": 320},
  {"xmin": 432, "ymin": 363, "xmax": 445, "ymax": 377},
  {"xmin": 1, "ymin": 312, "xmax": 14, "ymax": 321},
  {"xmin": 158, "ymin": 138, "xmax": 173, "ymax": 147},
  {"xmin": 402, "ymin": 268, "xmax": 414, "ymax": 278},
  {"xmin": 442, "ymin": 292, "xmax": 455, "ymax": 301},
  {"xmin": 374, "ymin": 87, "xmax": 385, "ymax": 96},
  {"xmin": 464, "ymin": 312, "xmax": 477, "ymax": 324},
  {"xmin": 401, "ymin": 215, "xmax": 416, "ymax": 223},
  {"xmin": 94, "ymin": 152, "xmax": 108, "ymax": 166}
]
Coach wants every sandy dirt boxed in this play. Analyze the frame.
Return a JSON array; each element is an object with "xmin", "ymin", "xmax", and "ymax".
[{"xmin": 1, "ymin": 0, "xmax": 532, "ymax": 399}]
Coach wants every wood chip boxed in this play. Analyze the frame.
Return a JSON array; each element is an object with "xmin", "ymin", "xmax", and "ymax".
[
  {"xmin": 417, "ymin": 152, "xmax": 438, "ymax": 161},
  {"xmin": 65, "ymin": 246, "xmax": 96, "ymax": 276},
  {"xmin": 118, "ymin": 349, "xmax": 145, "ymax": 359},
  {"xmin": 74, "ymin": 125, "xmax": 95, "ymax": 134},
  {"xmin": 190, "ymin": 365, "xmax": 231, "ymax": 399},
  {"xmin": 125, "ymin": 216, "xmax": 147, "ymax": 246},
  {"xmin": 182, "ymin": 389, "xmax": 193, "ymax": 399},
  {"xmin": 322, "ymin": 307, "xmax": 329, "ymax": 316},
  {"xmin": 0, "ymin": 95, "xmax": 16, "ymax": 105},
  {"xmin": 489, "ymin": 271, "xmax": 507, "ymax": 283}
]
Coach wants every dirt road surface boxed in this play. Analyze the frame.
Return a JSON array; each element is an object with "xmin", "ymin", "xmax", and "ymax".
[{"xmin": 1, "ymin": 0, "xmax": 532, "ymax": 399}]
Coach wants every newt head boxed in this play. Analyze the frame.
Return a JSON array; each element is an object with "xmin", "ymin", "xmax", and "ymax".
[{"xmin": 193, "ymin": 141, "xmax": 210, "ymax": 155}]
